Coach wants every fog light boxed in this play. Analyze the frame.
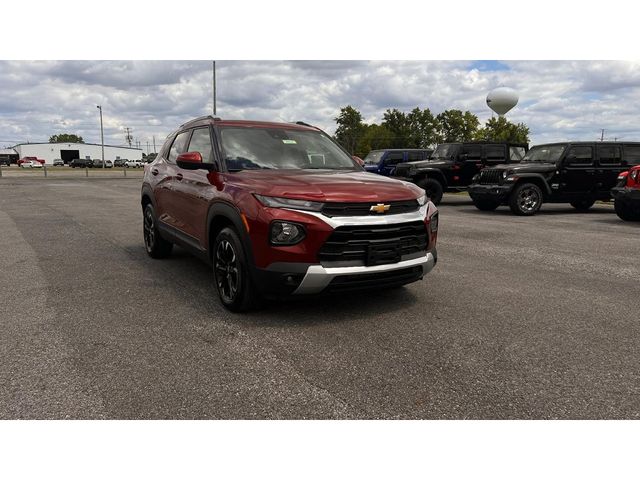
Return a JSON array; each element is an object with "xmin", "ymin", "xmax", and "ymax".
[{"xmin": 270, "ymin": 221, "xmax": 306, "ymax": 245}]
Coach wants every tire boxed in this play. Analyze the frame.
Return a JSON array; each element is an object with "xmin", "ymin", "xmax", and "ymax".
[
  {"xmin": 570, "ymin": 199, "xmax": 595, "ymax": 211},
  {"xmin": 143, "ymin": 204, "xmax": 173, "ymax": 258},
  {"xmin": 509, "ymin": 182, "xmax": 543, "ymax": 216},
  {"xmin": 213, "ymin": 227, "xmax": 260, "ymax": 312},
  {"xmin": 614, "ymin": 198, "xmax": 640, "ymax": 221},
  {"xmin": 472, "ymin": 197, "xmax": 500, "ymax": 211},
  {"xmin": 417, "ymin": 177, "xmax": 444, "ymax": 205}
]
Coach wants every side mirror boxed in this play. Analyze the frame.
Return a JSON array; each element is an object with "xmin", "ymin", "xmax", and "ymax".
[{"xmin": 176, "ymin": 152, "xmax": 217, "ymax": 171}]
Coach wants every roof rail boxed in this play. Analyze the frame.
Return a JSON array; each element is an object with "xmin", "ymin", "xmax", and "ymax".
[
  {"xmin": 180, "ymin": 115, "xmax": 221, "ymax": 128},
  {"xmin": 295, "ymin": 121, "xmax": 314, "ymax": 127}
]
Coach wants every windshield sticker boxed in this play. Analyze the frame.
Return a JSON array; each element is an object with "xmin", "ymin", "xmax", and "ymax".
[{"xmin": 282, "ymin": 139, "xmax": 297, "ymax": 144}]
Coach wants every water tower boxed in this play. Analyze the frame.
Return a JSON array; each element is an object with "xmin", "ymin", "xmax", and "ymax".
[{"xmin": 486, "ymin": 87, "xmax": 519, "ymax": 117}]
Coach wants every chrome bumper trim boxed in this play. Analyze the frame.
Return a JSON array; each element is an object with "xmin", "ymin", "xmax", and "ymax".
[
  {"xmin": 292, "ymin": 252, "xmax": 435, "ymax": 295},
  {"xmin": 285, "ymin": 203, "xmax": 433, "ymax": 228}
]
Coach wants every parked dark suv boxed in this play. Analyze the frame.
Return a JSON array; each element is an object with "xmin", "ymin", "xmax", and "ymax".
[
  {"xmin": 468, "ymin": 142, "xmax": 640, "ymax": 215},
  {"xmin": 392, "ymin": 142, "xmax": 527, "ymax": 204},
  {"xmin": 141, "ymin": 116, "xmax": 439, "ymax": 311},
  {"xmin": 363, "ymin": 149, "xmax": 433, "ymax": 177},
  {"xmin": 70, "ymin": 158, "xmax": 94, "ymax": 168}
]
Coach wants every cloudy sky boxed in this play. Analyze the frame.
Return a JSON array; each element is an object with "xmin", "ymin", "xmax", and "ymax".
[{"xmin": 1, "ymin": 60, "xmax": 640, "ymax": 152}]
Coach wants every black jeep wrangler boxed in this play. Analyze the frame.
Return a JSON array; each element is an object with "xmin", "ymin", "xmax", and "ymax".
[
  {"xmin": 392, "ymin": 142, "xmax": 527, "ymax": 204},
  {"xmin": 468, "ymin": 141, "xmax": 640, "ymax": 215}
]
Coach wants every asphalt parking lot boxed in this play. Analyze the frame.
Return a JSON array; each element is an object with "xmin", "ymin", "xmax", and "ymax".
[{"xmin": 1, "ymin": 177, "xmax": 639, "ymax": 419}]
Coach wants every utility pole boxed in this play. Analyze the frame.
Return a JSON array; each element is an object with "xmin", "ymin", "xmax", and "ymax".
[
  {"xmin": 153, "ymin": 136, "xmax": 156, "ymax": 154},
  {"xmin": 212, "ymin": 60, "xmax": 217, "ymax": 116},
  {"xmin": 600, "ymin": 129, "xmax": 605, "ymax": 141},
  {"xmin": 97, "ymin": 105, "xmax": 105, "ymax": 169},
  {"xmin": 146, "ymin": 141, "xmax": 150, "ymax": 155},
  {"xmin": 125, "ymin": 127, "xmax": 133, "ymax": 148}
]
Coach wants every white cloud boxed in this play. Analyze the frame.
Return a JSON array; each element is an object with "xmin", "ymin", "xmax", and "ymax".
[{"xmin": 1, "ymin": 60, "xmax": 640, "ymax": 150}]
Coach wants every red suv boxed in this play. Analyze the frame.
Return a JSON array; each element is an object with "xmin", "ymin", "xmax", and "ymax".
[
  {"xmin": 612, "ymin": 165, "xmax": 640, "ymax": 221},
  {"xmin": 141, "ymin": 116, "xmax": 438, "ymax": 311}
]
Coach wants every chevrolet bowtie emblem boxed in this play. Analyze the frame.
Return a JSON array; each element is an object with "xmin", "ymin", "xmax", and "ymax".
[{"xmin": 370, "ymin": 203, "xmax": 391, "ymax": 214}]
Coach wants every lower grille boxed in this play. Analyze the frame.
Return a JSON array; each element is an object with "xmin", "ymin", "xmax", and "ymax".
[
  {"xmin": 319, "ymin": 221, "xmax": 428, "ymax": 266},
  {"xmin": 478, "ymin": 169, "xmax": 503, "ymax": 185},
  {"xmin": 325, "ymin": 266, "xmax": 424, "ymax": 293}
]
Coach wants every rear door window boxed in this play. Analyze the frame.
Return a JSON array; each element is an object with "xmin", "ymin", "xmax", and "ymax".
[
  {"xmin": 407, "ymin": 151, "xmax": 422, "ymax": 161},
  {"xmin": 385, "ymin": 152, "xmax": 405, "ymax": 165},
  {"xmin": 565, "ymin": 146, "xmax": 593, "ymax": 166},
  {"xmin": 596, "ymin": 145, "xmax": 622, "ymax": 166},
  {"xmin": 461, "ymin": 145, "xmax": 482, "ymax": 160},
  {"xmin": 484, "ymin": 145, "xmax": 506, "ymax": 163},
  {"xmin": 624, "ymin": 145, "xmax": 640, "ymax": 166}
]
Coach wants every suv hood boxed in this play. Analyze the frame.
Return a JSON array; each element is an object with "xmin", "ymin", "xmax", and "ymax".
[
  {"xmin": 399, "ymin": 159, "xmax": 452, "ymax": 169},
  {"xmin": 229, "ymin": 169, "xmax": 423, "ymax": 202}
]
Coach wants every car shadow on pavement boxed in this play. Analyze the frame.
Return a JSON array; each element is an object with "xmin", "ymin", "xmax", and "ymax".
[{"xmin": 158, "ymin": 246, "xmax": 421, "ymax": 324}]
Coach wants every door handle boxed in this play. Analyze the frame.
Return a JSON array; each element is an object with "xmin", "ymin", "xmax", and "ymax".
[
  {"xmin": 176, "ymin": 173, "xmax": 183, "ymax": 181},
  {"xmin": 151, "ymin": 168, "xmax": 159, "ymax": 176}
]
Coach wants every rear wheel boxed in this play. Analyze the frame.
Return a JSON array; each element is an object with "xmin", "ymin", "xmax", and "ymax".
[
  {"xmin": 213, "ymin": 227, "xmax": 260, "ymax": 312},
  {"xmin": 472, "ymin": 197, "xmax": 500, "ymax": 211},
  {"xmin": 509, "ymin": 182, "xmax": 543, "ymax": 216},
  {"xmin": 570, "ymin": 199, "xmax": 595, "ymax": 211},
  {"xmin": 417, "ymin": 177, "xmax": 444, "ymax": 205},
  {"xmin": 143, "ymin": 204, "xmax": 173, "ymax": 258}
]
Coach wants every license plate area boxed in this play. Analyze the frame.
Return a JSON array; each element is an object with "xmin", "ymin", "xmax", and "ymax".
[{"xmin": 366, "ymin": 243, "xmax": 401, "ymax": 266}]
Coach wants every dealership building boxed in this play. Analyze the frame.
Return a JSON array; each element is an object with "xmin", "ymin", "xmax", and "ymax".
[{"xmin": 11, "ymin": 142, "xmax": 143, "ymax": 165}]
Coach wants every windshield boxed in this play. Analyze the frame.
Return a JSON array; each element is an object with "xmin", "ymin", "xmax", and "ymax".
[
  {"xmin": 522, "ymin": 145, "xmax": 567, "ymax": 163},
  {"xmin": 431, "ymin": 143, "xmax": 460, "ymax": 160},
  {"xmin": 219, "ymin": 127, "xmax": 357, "ymax": 171},
  {"xmin": 363, "ymin": 151, "xmax": 384, "ymax": 165}
]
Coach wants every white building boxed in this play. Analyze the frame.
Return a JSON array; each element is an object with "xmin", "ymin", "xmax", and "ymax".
[{"xmin": 13, "ymin": 142, "xmax": 143, "ymax": 165}]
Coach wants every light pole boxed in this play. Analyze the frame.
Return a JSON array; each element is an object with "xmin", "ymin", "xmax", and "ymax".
[{"xmin": 97, "ymin": 105, "xmax": 105, "ymax": 168}]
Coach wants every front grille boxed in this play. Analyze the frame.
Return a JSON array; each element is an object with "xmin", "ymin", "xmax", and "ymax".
[
  {"xmin": 319, "ymin": 221, "xmax": 428, "ymax": 266},
  {"xmin": 478, "ymin": 169, "xmax": 503, "ymax": 185},
  {"xmin": 321, "ymin": 199, "xmax": 419, "ymax": 217},
  {"xmin": 325, "ymin": 266, "xmax": 424, "ymax": 293}
]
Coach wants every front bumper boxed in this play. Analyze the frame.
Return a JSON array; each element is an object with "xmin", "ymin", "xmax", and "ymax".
[
  {"xmin": 292, "ymin": 250, "xmax": 436, "ymax": 295},
  {"xmin": 611, "ymin": 186, "xmax": 640, "ymax": 202},
  {"xmin": 468, "ymin": 183, "xmax": 513, "ymax": 201}
]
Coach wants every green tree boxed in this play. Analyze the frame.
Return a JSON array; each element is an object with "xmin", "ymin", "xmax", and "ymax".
[
  {"xmin": 381, "ymin": 109, "xmax": 412, "ymax": 148},
  {"xmin": 407, "ymin": 107, "xmax": 439, "ymax": 148},
  {"xmin": 436, "ymin": 110, "xmax": 480, "ymax": 142},
  {"xmin": 474, "ymin": 116, "xmax": 530, "ymax": 144},
  {"xmin": 357, "ymin": 124, "xmax": 394, "ymax": 157},
  {"xmin": 49, "ymin": 133, "xmax": 84, "ymax": 143},
  {"xmin": 334, "ymin": 105, "xmax": 365, "ymax": 155}
]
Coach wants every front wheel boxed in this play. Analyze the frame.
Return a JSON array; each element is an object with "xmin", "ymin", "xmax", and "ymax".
[
  {"xmin": 570, "ymin": 199, "xmax": 595, "ymax": 211},
  {"xmin": 472, "ymin": 197, "xmax": 500, "ymax": 211},
  {"xmin": 509, "ymin": 183, "xmax": 543, "ymax": 216},
  {"xmin": 143, "ymin": 204, "xmax": 173, "ymax": 258},
  {"xmin": 213, "ymin": 227, "xmax": 260, "ymax": 312},
  {"xmin": 614, "ymin": 198, "xmax": 640, "ymax": 221},
  {"xmin": 417, "ymin": 178, "xmax": 444, "ymax": 205}
]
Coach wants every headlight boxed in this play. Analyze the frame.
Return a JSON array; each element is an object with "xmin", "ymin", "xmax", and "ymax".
[
  {"xmin": 254, "ymin": 194, "xmax": 324, "ymax": 212},
  {"xmin": 502, "ymin": 170, "xmax": 509, "ymax": 179},
  {"xmin": 270, "ymin": 221, "xmax": 306, "ymax": 245},
  {"xmin": 428, "ymin": 212, "xmax": 438, "ymax": 233},
  {"xmin": 417, "ymin": 194, "xmax": 427, "ymax": 206}
]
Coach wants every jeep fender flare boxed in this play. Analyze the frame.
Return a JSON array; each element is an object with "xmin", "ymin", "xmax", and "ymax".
[
  {"xmin": 512, "ymin": 173, "xmax": 553, "ymax": 196},
  {"xmin": 206, "ymin": 201, "xmax": 256, "ymax": 266},
  {"xmin": 414, "ymin": 168, "xmax": 448, "ymax": 188}
]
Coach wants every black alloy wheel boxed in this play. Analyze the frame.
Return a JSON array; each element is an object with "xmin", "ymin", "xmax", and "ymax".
[
  {"xmin": 143, "ymin": 204, "xmax": 173, "ymax": 258},
  {"xmin": 510, "ymin": 183, "xmax": 543, "ymax": 216},
  {"xmin": 212, "ymin": 227, "xmax": 259, "ymax": 312}
]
